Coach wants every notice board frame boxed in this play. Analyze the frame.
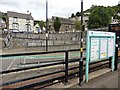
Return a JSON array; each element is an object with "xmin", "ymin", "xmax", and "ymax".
[{"xmin": 86, "ymin": 31, "xmax": 116, "ymax": 82}]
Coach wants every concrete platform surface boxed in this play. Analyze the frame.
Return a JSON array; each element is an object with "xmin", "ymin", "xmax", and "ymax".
[
  {"xmin": 71, "ymin": 70, "xmax": 118, "ymax": 88},
  {"xmin": 46, "ymin": 65, "xmax": 119, "ymax": 89}
]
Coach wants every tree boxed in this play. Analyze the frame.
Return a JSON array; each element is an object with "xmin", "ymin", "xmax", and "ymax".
[
  {"xmin": 76, "ymin": 12, "xmax": 81, "ymax": 17},
  {"xmin": 107, "ymin": 6, "xmax": 115, "ymax": 16},
  {"xmin": 39, "ymin": 20, "xmax": 45, "ymax": 30},
  {"xmin": 88, "ymin": 6, "xmax": 111, "ymax": 29},
  {"xmin": 71, "ymin": 13, "xmax": 75, "ymax": 18},
  {"xmin": 0, "ymin": 13, "xmax": 7, "ymax": 29},
  {"xmin": 75, "ymin": 19, "xmax": 81, "ymax": 30},
  {"xmin": 53, "ymin": 17, "xmax": 61, "ymax": 32}
]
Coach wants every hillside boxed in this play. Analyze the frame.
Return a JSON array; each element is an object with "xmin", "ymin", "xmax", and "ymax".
[{"xmin": 71, "ymin": 4, "xmax": 120, "ymax": 18}]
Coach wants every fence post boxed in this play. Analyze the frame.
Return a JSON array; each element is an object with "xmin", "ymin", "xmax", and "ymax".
[
  {"xmin": 79, "ymin": 58, "xmax": 83, "ymax": 86},
  {"xmin": 115, "ymin": 46, "xmax": 118, "ymax": 70},
  {"xmin": 115, "ymin": 36, "xmax": 119, "ymax": 70},
  {"xmin": 65, "ymin": 51, "xmax": 68, "ymax": 83},
  {"xmin": 109, "ymin": 57, "xmax": 112, "ymax": 69}
]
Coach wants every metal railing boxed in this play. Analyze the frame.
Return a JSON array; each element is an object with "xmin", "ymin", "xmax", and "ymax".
[
  {"xmin": 0, "ymin": 48, "xmax": 112, "ymax": 89},
  {"xmin": 0, "ymin": 49, "xmax": 85, "ymax": 88}
]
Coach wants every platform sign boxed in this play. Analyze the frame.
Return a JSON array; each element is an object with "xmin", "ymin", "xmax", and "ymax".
[
  {"xmin": 108, "ymin": 38, "xmax": 114, "ymax": 57},
  {"xmin": 86, "ymin": 31, "xmax": 116, "ymax": 82},
  {"xmin": 100, "ymin": 38, "xmax": 107, "ymax": 59},
  {"xmin": 90, "ymin": 38, "xmax": 99, "ymax": 61}
]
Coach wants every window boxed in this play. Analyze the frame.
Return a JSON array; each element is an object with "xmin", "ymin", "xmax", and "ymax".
[
  {"xmin": 26, "ymin": 19, "xmax": 30, "ymax": 24},
  {"xmin": 13, "ymin": 17, "xmax": 18, "ymax": 22},
  {"xmin": 25, "ymin": 24, "xmax": 31, "ymax": 32},
  {"xmin": 12, "ymin": 23, "xmax": 19, "ymax": 29}
]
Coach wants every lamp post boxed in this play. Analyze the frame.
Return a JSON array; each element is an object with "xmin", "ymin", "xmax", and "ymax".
[
  {"xmin": 27, "ymin": 10, "xmax": 29, "ymax": 33},
  {"xmin": 45, "ymin": 0, "xmax": 48, "ymax": 51},
  {"xmin": 26, "ymin": 10, "xmax": 29, "ymax": 49},
  {"xmin": 79, "ymin": 0, "xmax": 84, "ymax": 86}
]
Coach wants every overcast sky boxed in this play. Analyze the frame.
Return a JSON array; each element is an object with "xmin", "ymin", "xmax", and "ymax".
[{"xmin": 0, "ymin": 0, "xmax": 119, "ymax": 21}]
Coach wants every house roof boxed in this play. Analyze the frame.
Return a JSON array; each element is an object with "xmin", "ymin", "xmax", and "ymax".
[
  {"xmin": 52, "ymin": 16, "xmax": 74, "ymax": 25},
  {"xmin": 7, "ymin": 11, "xmax": 34, "ymax": 20}
]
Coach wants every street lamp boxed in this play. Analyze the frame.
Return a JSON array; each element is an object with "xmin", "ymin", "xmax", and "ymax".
[
  {"xmin": 27, "ymin": 10, "xmax": 30, "ymax": 33},
  {"xmin": 46, "ymin": 0, "xmax": 49, "ymax": 51},
  {"xmin": 79, "ymin": 0, "xmax": 84, "ymax": 86}
]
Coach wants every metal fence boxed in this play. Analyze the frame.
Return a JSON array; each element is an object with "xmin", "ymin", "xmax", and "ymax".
[
  {"xmin": 0, "ymin": 48, "xmax": 114, "ymax": 89},
  {"xmin": 0, "ymin": 49, "xmax": 85, "ymax": 89}
]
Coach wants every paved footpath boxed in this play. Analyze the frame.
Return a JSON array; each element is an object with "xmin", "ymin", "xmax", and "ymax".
[{"xmin": 70, "ymin": 69, "xmax": 119, "ymax": 88}]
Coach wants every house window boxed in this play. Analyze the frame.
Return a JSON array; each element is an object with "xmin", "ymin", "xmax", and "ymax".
[
  {"xmin": 25, "ymin": 24, "xmax": 31, "ymax": 32},
  {"xmin": 12, "ymin": 23, "xmax": 19, "ymax": 29},
  {"xmin": 13, "ymin": 17, "xmax": 18, "ymax": 22},
  {"xmin": 26, "ymin": 19, "xmax": 30, "ymax": 24}
]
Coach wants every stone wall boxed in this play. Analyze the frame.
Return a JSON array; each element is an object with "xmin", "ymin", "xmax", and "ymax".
[{"xmin": 8, "ymin": 32, "xmax": 86, "ymax": 51}]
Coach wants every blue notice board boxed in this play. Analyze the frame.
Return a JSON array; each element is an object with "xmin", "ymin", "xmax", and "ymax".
[{"xmin": 86, "ymin": 31, "xmax": 116, "ymax": 82}]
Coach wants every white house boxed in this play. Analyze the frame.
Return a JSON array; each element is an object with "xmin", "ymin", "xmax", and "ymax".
[
  {"xmin": 111, "ymin": 13, "xmax": 120, "ymax": 24},
  {"xmin": 7, "ymin": 11, "xmax": 34, "ymax": 32},
  {"xmin": 33, "ymin": 23, "xmax": 41, "ymax": 33}
]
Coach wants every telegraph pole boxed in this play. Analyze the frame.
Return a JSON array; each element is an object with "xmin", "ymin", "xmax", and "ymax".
[
  {"xmin": 79, "ymin": 0, "xmax": 84, "ymax": 86},
  {"xmin": 46, "ymin": 0, "xmax": 48, "ymax": 51}
]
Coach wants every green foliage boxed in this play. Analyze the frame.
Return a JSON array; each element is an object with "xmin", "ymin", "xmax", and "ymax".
[
  {"xmin": 53, "ymin": 17, "xmax": 61, "ymax": 32},
  {"xmin": 113, "ymin": 5, "xmax": 120, "ymax": 13},
  {"xmin": 2, "ymin": 13, "xmax": 7, "ymax": 22},
  {"xmin": 71, "ymin": 4, "xmax": 120, "ymax": 29},
  {"xmin": 34, "ymin": 20, "xmax": 45, "ymax": 30},
  {"xmin": 0, "ymin": 14, "xmax": 2, "ymax": 18},
  {"xmin": 75, "ymin": 19, "xmax": 81, "ymax": 30},
  {"xmin": 114, "ymin": 14, "xmax": 120, "ymax": 19},
  {"xmin": 71, "ymin": 13, "xmax": 75, "ymax": 18},
  {"xmin": 0, "ymin": 13, "xmax": 7, "ymax": 29},
  {"xmin": 76, "ymin": 12, "xmax": 81, "ymax": 17},
  {"xmin": 88, "ymin": 6, "xmax": 111, "ymax": 29},
  {"xmin": 106, "ymin": 6, "xmax": 115, "ymax": 16}
]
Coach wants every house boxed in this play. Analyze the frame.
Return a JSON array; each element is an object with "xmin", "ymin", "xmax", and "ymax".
[
  {"xmin": 111, "ymin": 13, "xmax": 120, "ymax": 24},
  {"xmin": 0, "ymin": 18, "xmax": 6, "ymax": 29},
  {"xmin": 49, "ymin": 16, "xmax": 75, "ymax": 33},
  {"xmin": 111, "ymin": 17, "xmax": 119, "ymax": 24},
  {"xmin": 6, "ymin": 11, "xmax": 34, "ymax": 32},
  {"xmin": 70, "ymin": 12, "xmax": 90, "ymax": 31},
  {"xmin": 33, "ymin": 23, "xmax": 41, "ymax": 33}
]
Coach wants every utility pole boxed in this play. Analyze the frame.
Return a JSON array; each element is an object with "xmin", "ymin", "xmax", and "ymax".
[
  {"xmin": 46, "ymin": 0, "xmax": 48, "ymax": 51},
  {"xmin": 79, "ymin": 0, "xmax": 84, "ymax": 86}
]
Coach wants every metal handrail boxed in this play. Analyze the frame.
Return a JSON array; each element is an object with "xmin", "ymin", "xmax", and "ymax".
[
  {"xmin": 3, "ymin": 48, "xmax": 110, "ymax": 89},
  {"xmin": 0, "ymin": 48, "xmax": 86, "ymax": 57}
]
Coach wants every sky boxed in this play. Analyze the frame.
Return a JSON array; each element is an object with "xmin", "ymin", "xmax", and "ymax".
[{"xmin": 0, "ymin": 0, "xmax": 119, "ymax": 21}]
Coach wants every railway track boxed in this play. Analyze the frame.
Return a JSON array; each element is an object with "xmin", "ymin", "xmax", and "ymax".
[{"xmin": 1, "ymin": 60, "xmax": 109, "ymax": 90}]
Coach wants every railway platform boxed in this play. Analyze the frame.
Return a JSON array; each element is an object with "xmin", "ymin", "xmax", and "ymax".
[
  {"xmin": 46, "ymin": 63, "xmax": 120, "ymax": 89},
  {"xmin": 1, "ymin": 50, "xmax": 120, "ymax": 89}
]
